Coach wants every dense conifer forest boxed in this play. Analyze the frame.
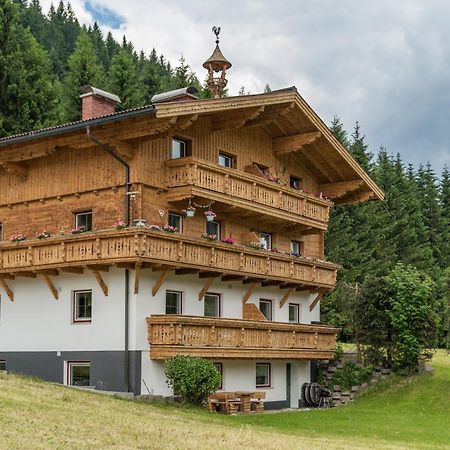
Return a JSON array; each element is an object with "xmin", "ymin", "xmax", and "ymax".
[{"xmin": 1, "ymin": 0, "xmax": 448, "ymax": 350}]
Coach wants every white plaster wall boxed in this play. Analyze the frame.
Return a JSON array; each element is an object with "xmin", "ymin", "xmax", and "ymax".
[
  {"xmin": 131, "ymin": 270, "xmax": 320, "ymax": 351},
  {"xmin": 0, "ymin": 269, "xmax": 125, "ymax": 352},
  {"xmin": 140, "ymin": 355, "xmax": 311, "ymax": 406}
]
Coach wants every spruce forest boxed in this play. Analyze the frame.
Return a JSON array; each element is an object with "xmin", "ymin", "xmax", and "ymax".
[{"xmin": 1, "ymin": 1, "xmax": 449, "ymax": 352}]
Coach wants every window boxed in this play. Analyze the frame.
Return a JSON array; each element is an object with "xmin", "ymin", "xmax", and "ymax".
[
  {"xmin": 73, "ymin": 290, "xmax": 92, "ymax": 323},
  {"xmin": 214, "ymin": 363, "xmax": 223, "ymax": 389},
  {"xmin": 260, "ymin": 232, "xmax": 272, "ymax": 250},
  {"xmin": 168, "ymin": 212, "xmax": 183, "ymax": 232},
  {"xmin": 290, "ymin": 176, "xmax": 301, "ymax": 189},
  {"xmin": 171, "ymin": 138, "xmax": 190, "ymax": 159},
  {"xmin": 75, "ymin": 211, "xmax": 92, "ymax": 231},
  {"xmin": 206, "ymin": 220, "xmax": 220, "ymax": 240},
  {"xmin": 166, "ymin": 291, "xmax": 182, "ymax": 315},
  {"xmin": 256, "ymin": 363, "xmax": 271, "ymax": 387},
  {"xmin": 218, "ymin": 152, "xmax": 233, "ymax": 168},
  {"xmin": 259, "ymin": 299, "xmax": 273, "ymax": 321},
  {"xmin": 291, "ymin": 240, "xmax": 302, "ymax": 256},
  {"xmin": 0, "ymin": 223, "xmax": 3, "ymax": 241},
  {"xmin": 204, "ymin": 293, "xmax": 221, "ymax": 317},
  {"xmin": 0, "ymin": 360, "xmax": 6, "ymax": 371},
  {"xmin": 289, "ymin": 303, "xmax": 300, "ymax": 323},
  {"xmin": 67, "ymin": 361, "xmax": 90, "ymax": 386}
]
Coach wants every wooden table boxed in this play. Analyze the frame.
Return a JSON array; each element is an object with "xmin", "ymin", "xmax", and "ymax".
[{"xmin": 208, "ymin": 391, "xmax": 264, "ymax": 414}]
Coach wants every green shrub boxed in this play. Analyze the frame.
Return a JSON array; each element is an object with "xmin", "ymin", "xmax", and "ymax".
[
  {"xmin": 164, "ymin": 355, "xmax": 221, "ymax": 405},
  {"xmin": 329, "ymin": 362, "xmax": 372, "ymax": 391}
]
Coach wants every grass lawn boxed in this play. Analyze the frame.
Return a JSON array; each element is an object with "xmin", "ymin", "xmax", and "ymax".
[{"xmin": 0, "ymin": 350, "xmax": 449, "ymax": 449}]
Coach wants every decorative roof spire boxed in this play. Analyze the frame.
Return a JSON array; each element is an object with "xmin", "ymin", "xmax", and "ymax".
[{"xmin": 203, "ymin": 26, "xmax": 232, "ymax": 98}]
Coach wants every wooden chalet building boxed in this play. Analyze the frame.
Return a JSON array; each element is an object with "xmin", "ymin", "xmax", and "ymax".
[{"xmin": 0, "ymin": 37, "xmax": 383, "ymax": 408}]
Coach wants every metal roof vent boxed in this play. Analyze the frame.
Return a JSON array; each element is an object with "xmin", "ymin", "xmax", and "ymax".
[{"xmin": 151, "ymin": 86, "xmax": 199, "ymax": 104}]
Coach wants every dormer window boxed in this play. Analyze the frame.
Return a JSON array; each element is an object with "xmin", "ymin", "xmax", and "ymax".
[{"xmin": 172, "ymin": 138, "xmax": 190, "ymax": 159}]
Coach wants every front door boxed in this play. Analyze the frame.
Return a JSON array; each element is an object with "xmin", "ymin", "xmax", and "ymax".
[{"xmin": 286, "ymin": 363, "xmax": 291, "ymax": 408}]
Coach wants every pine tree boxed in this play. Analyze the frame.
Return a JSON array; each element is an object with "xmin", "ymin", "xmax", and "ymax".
[
  {"xmin": 439, "ymin": 166, "xmax": 450, "ymax": 268},
  {"xmin": 349, "ymin": 122, "xmax": 373, "ymax": 172},
  {"xmin": 329, "ymin": 116, "xmax": 349, "ymax": 148},
  {"xmin": 64, "ymin": 31, "xmax": 105, "ymax": 120},
  {"xmin": 107, "ymin": 48, "xmax": 142, "ymax": 109},
  {"xmin": 0, "ymin": 0, "xmax": 62, "ymax": 136}
]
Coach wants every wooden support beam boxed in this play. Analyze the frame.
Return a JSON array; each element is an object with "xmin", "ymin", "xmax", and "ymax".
[
  {"xmin": 279, "ymin": 283, "xmax": 297, "ymax": 289},
  {"xmin": 273, "ymin": 131, "xmax": 321, "ymax": 156},
  {"xmin": 61, "ymin": 267, "xmax": 84, "ymax": 274},
  {"xmin": 211, "ymin": 107, "xmax": 265, "ymax": 131},
  {"xmin": 296, "ymin": 285, "xmax": 312, "ymax": 292},
  {"xmin": 0, "ymin": 279, "xmax": 14, "ymax": 301},
  {"xmin": 242, "ymin": 283, "xmax": 257, "ymax": 305},
  {"xmin": 42, "ymin": 274, "xmax": 58, "ymax": 300},
  {"xmin": 175, "ymin": 114, "xmax": 198, "ymax": 131},
  {"xmin": 14, "ymin": 271, "xmax": 36, "ymax": 278},
  {"xmin": 221, "ymin": 274, "xmax": 245, "ymax": 282},
  {"xmin": 279, "ymin": 287, "xmax": 295, "ymax": 308},
  {"xmin": 116, "ymin": 262, "xmax": 137, "ymax": 269},
  {"xmin": 36, "ymin": 269, "xmax": 59, "ymax": 276},
  {"xmin": 109, "ymin": 139, "xmax": 134, "ymax": 160},
  {"xmin": 335, "ymin": 189, "xmax": 375, "ymax": 206},
  {"xmin": 245, "ymin": 102, "xmax": 295, "ymax": 128},
  {"xmin": 175, "ymin": 268, "xmax": 199, "ymax": 275},
  {"xmin": 0, "ymin": 273, "xmax": 14, "ymax": 280},
  {"xmin": 309, "ymin": 292, "xmax": 325, "ymax": 312},
  {"xmin": 242, "ymin": 277, "xmax": 262, "ymax": 285},
  {"xmin": 198, "ymin": 277, "xmax": 216, "ymax": 301},
  {"xmin": 152, "ymin": 270, "xmax": 170, "ymax": 296},
  {"xmin": 92, "ymin": 271, "xmax": 108, "ymax": 297},
  {"xmin": 319, "ymin": 180, "xmax": 364, "ymax": 199},
  {"xmin": 198, "ymin": 271, "xmax": 220, "ymax": 279},
  {"xmin": 261, "ymin": 280, "xmax": 283, "ymax": 287},
  {"xmin": 134, "ymin": 263, "xmax": 141, "ymax": 295},
  {"xmin": 87, "ymin": 264, "xmax": 110, "ymax": 272}
]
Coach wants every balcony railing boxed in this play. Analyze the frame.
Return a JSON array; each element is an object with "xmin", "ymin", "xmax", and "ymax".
[
  {"xmin": 0, "ymin": 229, "xmax": 338, "ymax": 288},
  {"xmin": 165, "ymin": 157, "xmax": 332, "ymax": 229},
  {"xmin": 147, "ymin": 315, "xmax": 339, "ymax": 360}
]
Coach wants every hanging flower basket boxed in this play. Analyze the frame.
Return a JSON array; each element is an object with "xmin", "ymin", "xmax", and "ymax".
[
  {"xmin": 133, "ymin": 219, "xmax": 147, "ymax": 227},
  {"xmin": 205, "ymin": 210, "xmax": 216, "ymax": 222}
]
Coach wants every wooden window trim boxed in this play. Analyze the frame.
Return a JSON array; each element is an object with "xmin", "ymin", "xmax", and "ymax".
[
  {"xmin": 72, "ymin": 290, "xmax": 92, "ymax": 324},
  {"xmin": 66, "ymin": 361, "xmax": 90, "ymax": 386},
  {"xmin": 166, "ymin": 290, "xmax": 183, "ymax": 315},
  {"xmin": 171, "ymin": 137, "xmax": 192, "ymax": 159},
  {"xmin": 260, "ymin": 232, "xmax": 272, "ymax": 250},
  {"xmin": 256, "ymin": 363, "xmax": 271, "ymax": 388},
  {"xmin": 291, "ymin": 240, "xmax": 303, "ymax": 256},
  {"xmin": 205, "ymin": 220, "xmax": 221, "ymax": 240},
  {"xmin": 218, "ymin": 151, "xmax": 235, "ymax": 168},
  {"xmin": 74, "ymin": 210, "xmax": 93, "ymax": 230},
  {"xmin": 168, "ymin": 211, "xmax": 183, "ymax": 233}
]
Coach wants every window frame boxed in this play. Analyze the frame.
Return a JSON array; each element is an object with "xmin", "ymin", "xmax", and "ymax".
[
  {"xmin": 218, "ymin": 152, "xmax": 234, "ymax": 168},
  {"xmin": 205, "ymin": 220, "xmax": 221, "ymax": 240},
  {"xmin": 66, "ymin": 361, "xmax": 91, "ymax": 387},
  {"xmin": 0, "ymin": 223, "xmax": 3, "ymax": 241},
  {"xmin": 72, "ymin": 290, "xmax": 92, "ymax": 324},
  {"xmin": 290, "ymin": 240, "xmax": 302, "ymax": 256},
  {"xmin": 260, "ymin": 232, "xmax": 272, "ymax": 250},
  {"xmin": 165, "ymin": 290, "xmax": 182, "ymax": 315},
  {"xmin": 213, "ymin": 362, "xmax": 223, "ymax": 390},
  {"xmin": 0, "ymin": 360, "xmax": 6, "ymax": 371},
  {"xmin": 74, "ymin": 210, "xmax": 93, "ymax": 231},
  {"xmin": 288, "ymin": 303, "xmax": 300, "ymax": 324},
  {"xmin": 168, "ymin": 211, "xmax": 183, "ymax": 233},
  {"xmin": 171, "ymin": 137, "xmax": 191, "ymax": 159},
  {"xmin": 256, "ymin": 363, "xmax": 271, "ymax": 388},
  {"xmin": 289, "ymin": 175, "xmax": 301, "ymax": 190},
  {"xmin": 204, "ymin": 293, "xmax": 221, "ymax": 318},
  {"xmin": 259, "ymin": 299, "xmax": 273, "ymax": 321}
]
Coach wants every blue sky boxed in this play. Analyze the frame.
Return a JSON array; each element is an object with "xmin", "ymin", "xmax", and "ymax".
[{"xmin": 41, "ymin": 0, "xmax": 449, "ymax": 174}]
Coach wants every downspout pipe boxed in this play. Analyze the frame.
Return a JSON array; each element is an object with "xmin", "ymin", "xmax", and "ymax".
[{"xmin": 85, "ymin": 125, "xmax": 132, "ymax": 394}]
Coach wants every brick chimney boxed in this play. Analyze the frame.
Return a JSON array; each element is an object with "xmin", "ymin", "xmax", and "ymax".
[{"xmin": 80, "ymin": 85, "xmax": 121, "ymax": 120}]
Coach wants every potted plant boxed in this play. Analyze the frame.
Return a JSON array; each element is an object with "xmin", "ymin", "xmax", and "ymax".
[
  {"xmin": 133, "ymin": 219, "xmax": 147, "ymax": 227},
  {"xmin": 204, "ymin": 210, "xmax": 216, "ymax": 222},
  {"xmin": 35, "ymin": 231, "xmax": 51, "ymax": 240},
  {"xmin": 114, "ymin": 220, "xmax": 126, "ymax": 230},
  {"xmin": 149, "ymin": 224, "xmax": 161, "ymax": 231},
  {"xmin": 163, "ymin": 224, "xmax": 177, "ymax": 233},
  {"xmin": 70, "ymin": 226, "xmax": 86, "ymax": 235},
  {"xmin": 10, "ymin": 233, "xmax": 26, "ymax": 242},
  {"xmin": 221, "ymin": 235, "xmax": 235, "ymax": 244},
  {"xmin": 201, "ymin": 233, "xmax": 217, "ymax": 242}
]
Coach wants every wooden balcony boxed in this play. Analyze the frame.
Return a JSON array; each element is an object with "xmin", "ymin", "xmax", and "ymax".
[
  {"xmin": 147, "ymin": 315, "xmax": 339, "ymax": 360},
  {"xmin": 165, "ymin": 157, "xmax": 332, "ymax": 230},
  {"xmin": 0, "ymin": 229, "xmax": 338, "ymax": 290}
]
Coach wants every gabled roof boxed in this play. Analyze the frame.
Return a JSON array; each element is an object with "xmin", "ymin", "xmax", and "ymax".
[{"xmin": 0, "ymin": 86, "xmax": 383, "ymax": 204}]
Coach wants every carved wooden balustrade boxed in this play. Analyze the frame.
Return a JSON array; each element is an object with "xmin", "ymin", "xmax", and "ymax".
[
  {"xmin": 165, "ymin": 157, "xmax": 332, "ymax": 229},
  {"xmin": 147, "ymin": 315, "xmax": 339, "ymax": 360},
  {"xmin": 0, "ymin": 229, "xmax": 338, "ymax": 289}
]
